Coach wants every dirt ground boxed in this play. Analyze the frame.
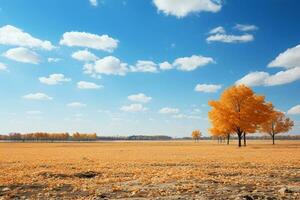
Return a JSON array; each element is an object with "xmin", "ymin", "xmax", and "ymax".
[{"xmin": 0, "ymin": 140, "xmax": 299, "ymax": 199}]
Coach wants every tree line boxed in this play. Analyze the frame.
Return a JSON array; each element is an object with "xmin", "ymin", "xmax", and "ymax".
[
  {"xmin": 0, "ymin": 132, "xmax": 97, "ymax": 142},
  {"xmin": 207, "ymin": 85, "xmax": 294, "ymax": 147}
]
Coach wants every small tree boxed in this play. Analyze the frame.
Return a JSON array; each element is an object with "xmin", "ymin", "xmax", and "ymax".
[
  {"xmin": 192, "ymin": 130, "xmax": 201, "ymax": 142},
  {"xmin": 260, "ymin": 109, "xmax": 294, "ymax": 144}
]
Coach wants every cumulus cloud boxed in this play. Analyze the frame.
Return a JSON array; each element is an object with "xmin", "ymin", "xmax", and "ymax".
[
  {"xmin": 77, "ymin": 81, "xmax": 103, "ymax": 89},
  {"xmin": 23, "ymin": 93, "xmax": 53, "ymax": 100},
  {"xmin": 39, "ymin": 74, "xmax": 71, "ymax": 85},
  {"xmin": 0, "ymin": 62, "xmax": 8, "ymax": 71},
  {"xmin": 0, "ymin": 25, "xmax": 54, "ymax": 50},
  {"xmin": 60, "ymin": 31, "xmax": 118, "ymax": 52},
  {"xmin": 130, "ymin": 60, "xmax": 158, "ymax": 73},
  {"xmin": 3, "ymin": 47, "xmax": 40, "ymax": 64},
  {"xmin": 234, "ymin": 24, "xmax": 258, "ymax": 32},
  {"xmin": 159, "ymin": 61, "xmax": 173, "ymax": 70},
  {"xmin": 47, "ymin": 58, "xmax": 61, "ymax": 63},
  {"xmin": 120, "ymin": 104, "xmax": 147, "ymax": 112},
  {"xmin": 89, "ymin": 0, "xmax": 98, "ymax": 6},
  {"xmin": 67, "ymin": 102, "xmax": 87, "ymax": 108},
  {"xmin": 153, "ymin": 0, "xmax": 222, "ymax": 18},
  {"xmin": 128, "ymin": 93, "xmax": 152, "ymax": 103},
  {"xmin": 84, "ymin": 56, "xmax": 129, "ymax": 76},
  {"xmin": 173, "ymin": 55, "xmax": 214, "ymax": 71},
  {"xmin": 287, "ymin": 105, "xmax": 300, "ymax": 115},
  {"xmin": 236, "ymin": 67, "xmax": 300, "ymax": 86},
  {"xmin": 159, "ymin": 107, "xmax": 179, "ymax": 114},
  {"xmin": 206, "ymin": 33, "xmax": 254, "ymax": 43},
  {"xmin": 194, "ymin": 84, "xmax": 222, "ymax": 93},
  {"xmin": 72, "ymin": 49, "xmax": 98, "ymax": 62},
  {"xmin": 268, "ymin": 44, "xmax": 300, "ymax": 69},
  {"xmin": 209, "ymin": 26, "xmax": 225, "ymax": 34}
]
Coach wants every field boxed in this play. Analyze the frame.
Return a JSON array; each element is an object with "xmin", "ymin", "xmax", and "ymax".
[{"xmin": 0, "ymin": 141, "xmax": 300, "ymax": 200}]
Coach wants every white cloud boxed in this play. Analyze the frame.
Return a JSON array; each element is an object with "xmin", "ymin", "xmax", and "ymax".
[
  {"xmin": 172, "ymin": 114, "xmax": 201, "ymax": 120},
  {"xmin": 60, "ymin": 31, "xmax": 118, "ymax": 52},
  {"xmin": 3, "ymin": 47, "xmax": 40, "ymax": 64},
  {"xmin": 194, "ymin": 84, "xmax": 222, "ymax": 93},
  {"xmin": 287, "ymin": 105, "xmax": 300, "ymax": 115},
  {"xmin": 48, "ymin": 57, "xmax": 61, "ymax": 63},
  {"xmin": 159, "ymin": 61, "xmax": 173, "ymax": 70},
  {"xmin": 72, "ymin": 49, "xmax": 98, "ymax": 62},
  {"xmin": 67, "ymin": 102, "xmax": 87, "ymax": 108},
  {"xmin": 23, "ymin": 93, "xmax": 53, "ymax": 101},
  {"xmin": 77, "ymin": 81, "xmax": 103, "ymax": 89},
  {"xmin": 89, "ymin": 0, "xmax": 98, "ymax": 6},
  {"xmin": 268, "ymin": 44, "xmax": 300, "ymax": 69},
  {"xmin": 128, "ymin": 93, "xmax": 152, "ymax": 103},
  {"xmin": 0, "ymin": 62, "xmax": 8, "ymax": 71},
  {"xmin": 153, "ymin": 0, "xmax": 222, "ymax": 18},
  {"xmin": 209, "ymin": 26, "xmax": 225, "ymax": 34},
  {"xmin": 0, "ymin": 25, "xmax": 54, "ymax": 50},
  {"xmin": 173, "ymin": 55, "xmax": 214, "ymax": 71},
  {"xmin": 84, "ymin": 56, "xmax": 129, "ymax": 76},
  {"xmin": 130, "ymin": 60, "xmax": 158, "ymax": 73},
  {"xmin": 206, "ymin": 33, "xmax": 254, "ymax": 43},
  {"xmin": 234, "ymin": 24, "xmax": 258, "ymax": 32},
  {"xmin": 120, "ymin": 104, "xmax": 147, "ymax": 112},
  {"xmin": 39, "ymin": 74, "xmax": 71, "ymax": 85},
  {"xmin": 159, "ymin": 107, "xmax": 179, "ymax": 114},
  {"xmin": 235, "ymin": 72, "xmax": 269, "ymax": 87},
  {"xmin": 27, "ymin": 110, "xmax": 42, "ymax": 115},
  {"xmin": 236, "ymin": 67, "xmax": 300, "ymax": 86}
]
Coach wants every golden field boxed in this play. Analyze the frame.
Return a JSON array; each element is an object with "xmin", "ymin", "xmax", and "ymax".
[{"xmin": 0, "ymin": 141, "xmax": 300, "ymax": 199}]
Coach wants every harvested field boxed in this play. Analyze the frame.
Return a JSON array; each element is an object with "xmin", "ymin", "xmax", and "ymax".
[{"xmin": 0, "ymin": 141, "xmax": 300, "ymax": 199}]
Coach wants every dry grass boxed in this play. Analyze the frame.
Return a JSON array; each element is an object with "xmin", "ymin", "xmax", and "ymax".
[{"xmin": 0, "ymin": 140, "xmax": 300, "ymax": 199}]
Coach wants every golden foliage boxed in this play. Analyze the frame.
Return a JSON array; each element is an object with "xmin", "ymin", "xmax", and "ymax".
[{"xmin": 191, "ymin": 130, "xmax": 201, "ymax": 141}]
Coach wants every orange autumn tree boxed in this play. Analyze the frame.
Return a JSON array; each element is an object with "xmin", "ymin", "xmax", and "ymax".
[
  {"xmin": 209, "ymin": 126, "xmax": 232, "ymax": 145},
  {"xmin": 260, "ymin": 109, "xmax": 294, "ymax": 145},
  {"xmin": 208, "ymin": 85, "xmax": 272, "ymax": 147},
  {"xmin": 191, "ymin": 130, "xmax": 201, "ymax": 142}
]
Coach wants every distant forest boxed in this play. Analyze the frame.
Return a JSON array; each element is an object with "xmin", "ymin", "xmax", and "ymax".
[{"xmin": 0, "ymin": 132, "xmax": 300, "ymax": 142}]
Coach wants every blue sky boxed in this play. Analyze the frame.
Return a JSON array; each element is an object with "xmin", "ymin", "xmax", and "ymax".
[{"xmin": 0, "ymin": 0, "xmax": 300, "ymax": 137}]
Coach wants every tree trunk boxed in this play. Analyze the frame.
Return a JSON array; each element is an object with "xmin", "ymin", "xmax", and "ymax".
[
  {"xmin": 237, "ymin": 132, "xmax": 242, "ymax": 147},
  {"xmin": 243, "ymin": 132, "xmax": 246, "ymax": 146},
  {"xmin": 272, "ymin": 134, "xmax": 275, "ymax": 145},
  {"xmin": 227, "ymin": 134, "xmax": 230, "ymax": 145}
]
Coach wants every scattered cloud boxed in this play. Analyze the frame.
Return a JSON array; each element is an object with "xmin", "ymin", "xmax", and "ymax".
[
  {"xmin": 0, "ymin": 25, "xmax": 54, "ymax": 50},
  {"xmin": 287, "ymin": 105, "xmax": 300, "ymax": 115},
  {"xmin": 84, "ymin": 56, "xmax": 129, "ymax": 76},
  {"xmin": 172, "ymin": 114, "xmax": 201, "ymax": 120},
  {"xmin": 47, "ymin": 57, "xmax": 61, "ymax": 63},
  {"xmin": 128, "ymin": 93, "xmax": 152, "ymax": 103},
  {"xmin": 67, "ymin": 102, "xmax": 87, "ymax": 108},
  {"xmin": 3, "ymin": 47, "xmax": 40, "ymax": 64},
  {"xmin": 173, "ymin": 55, "xmax": 214, "ymax": 71},
  {"xmin": 23, "ymin": 93, "xmax": 53, "ymax": 101},
  {"xmin": 60, "ymin": 31, "xmax": 118, "ymax": 52},
  {"xmin": 89, "ymin": 0, "xmax": 98, "ymax": 6},
  {"xmin": 209, "ymin": 26, "xmax": 225, "ymax": 34},
  {"xmin": 159, "ymin": 61, "xmax": 173, "ymax": 70},
  {"xmin": 207, "ymin": 33, "xmax": 254, "ymax": 43},
  {"xmin": 159, "ymin": 107, "xmax": 179, "ymax": 114},
  {"xmin": 120, "ymin": 104, "xmax": 147, "ymax": 112},
  {"xmin": 77, "ymin": 81, "xmax": 103, "ymax": 89},
  {"xmin": 27, "ymin": 110, "xmax": 42, "ymax": 115},
  {"xmin": 130, "ymin": 60, "xmax": 158, "ymax": 73},
  {"xmin": 39, "ymin": 74, "xmax": 71, "ymax": 85},
  {"xmin": 234, "ymin": 24, "xmax": 258, "ymax": 32},
  {"xmin": 153, "ymin": 0, "xmax": 222, "ymax": 18},
  {"xmin": 236, "ymin": 67, "xmax": 300, "ymax": 86},
  {"xmin": 194, "ymin": 84, "xmax": 222, "ymax": 93},
  {"xmin": 0, "ymin": 62, "xmax": 8, "ymax": 71},
  {"xmin": 268, "ymin": 44, "xmax": 300, "ymax": 69},
  {"xmin": 72, "ymin": 49, "xmax": 98, "ymax": 62}
]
